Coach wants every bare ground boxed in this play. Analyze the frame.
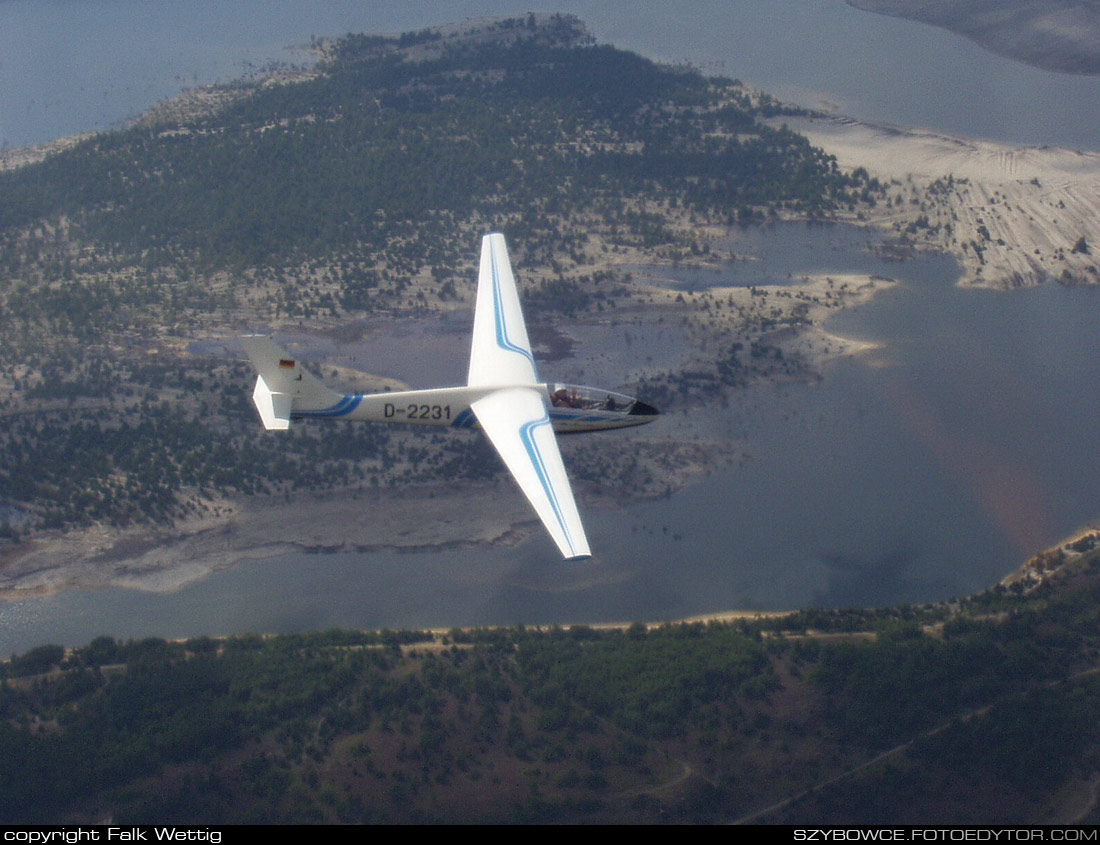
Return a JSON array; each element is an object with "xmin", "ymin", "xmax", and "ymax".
[{"xmin": 783, "ymin": 115, "xmax": 1100, "ymax": 289}]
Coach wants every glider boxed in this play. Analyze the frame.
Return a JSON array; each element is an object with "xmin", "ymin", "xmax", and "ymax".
[{"xmin": 241, "ymin": 233, "xmax": 659, "ymax": 559}]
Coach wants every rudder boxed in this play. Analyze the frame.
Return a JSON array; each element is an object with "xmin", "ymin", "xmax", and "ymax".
[{"xmin": 240, "ymin": 335, "xmax": 341, "ymax": 430}]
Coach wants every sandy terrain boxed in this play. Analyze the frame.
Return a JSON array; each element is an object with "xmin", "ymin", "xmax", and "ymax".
[
  {"xmin": 0, "ymin": 427, "xmax": 749, "ymax": 600},
  {"xmin": 0, "ymin": 133, "xmax": 97, "ymax": 172},
  {"xmin": 0, "ymin": 483, "xmax": 535, "ymax": 599},
  {"xmin": 784, "ymin": 115, "xmax": 1100, "ymax": 289}
]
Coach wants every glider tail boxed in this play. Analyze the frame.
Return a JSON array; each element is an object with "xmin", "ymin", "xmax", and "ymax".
[{"xmin": 240, "ymin": 335, "xmax": 342, "ymax": 430}]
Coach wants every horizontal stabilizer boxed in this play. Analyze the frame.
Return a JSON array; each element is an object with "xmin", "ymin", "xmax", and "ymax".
[{"xmin": 252, "ymin": 375, "xmax": 292, "ymax": 430}]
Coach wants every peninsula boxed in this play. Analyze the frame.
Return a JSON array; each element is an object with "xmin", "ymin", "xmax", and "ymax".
[
  {"xmin": 0, "ymin": 13, "xmax": 1097, "ymax": 602},
  {"xmin": 0, "ymin": 15, "xmax": 885, "ymax": 597}
]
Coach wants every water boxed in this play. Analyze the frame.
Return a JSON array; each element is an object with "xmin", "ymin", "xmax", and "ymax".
[
  {"xmin": 4, "ymin": 0, "xmax": 1100, "ymax": 149},
  {"xmin": 629, "ymin": 224, "xmax": 902, "ymax": 290},
  {"xmin": 5, "ymin": 223, "xmax": 1100, "ymax": 654}
]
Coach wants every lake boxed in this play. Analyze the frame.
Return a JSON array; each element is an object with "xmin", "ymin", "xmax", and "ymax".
[
  {"xmin": 4, "ymin": 0, "xmax": 1100, "ymax": 149},
  {"xmin": 4, "ymin": 222, "xmax": 1099, "ymax": 653}
]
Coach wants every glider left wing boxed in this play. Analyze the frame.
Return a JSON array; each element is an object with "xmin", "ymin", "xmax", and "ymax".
[
  {"xmin": 471, "ymin": 386, "xmax": 591, "ymax": 561},
  {"xmin": 468, "ymin": 233, "xmax": 539, "ymax": 387}
]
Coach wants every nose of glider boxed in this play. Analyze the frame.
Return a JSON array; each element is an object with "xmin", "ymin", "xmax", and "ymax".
[{"xmin": 628, "ymin": 399, "xmax": 660, "ymax": 418}]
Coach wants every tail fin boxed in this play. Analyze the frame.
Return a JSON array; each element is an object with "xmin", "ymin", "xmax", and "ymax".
[{"xmin": 240, "ymin": 335, "xmax": 342, "ymax": 430}]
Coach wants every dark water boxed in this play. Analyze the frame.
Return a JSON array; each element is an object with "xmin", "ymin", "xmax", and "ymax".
[
  {"xmin": 5, "ymin": 223, "xmax": 1099, "ymax": 654},
  {"xmin": 629, "ymin": 224, "xmax": 902, "ymax": 290}
]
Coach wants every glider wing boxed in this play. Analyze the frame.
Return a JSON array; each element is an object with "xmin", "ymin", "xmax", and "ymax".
[
  {"xmin": 471, "ymin": 387, "xmax": 591, "ymax": 560},
  {"xmin": 468, "ymin": 233, "xmax": 539, "ymax": 387}
]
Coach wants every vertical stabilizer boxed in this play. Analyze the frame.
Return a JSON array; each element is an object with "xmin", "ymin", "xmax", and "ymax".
[{"xmin": 240, "ymin": 335, "xmax": 341, "ymax": 430}]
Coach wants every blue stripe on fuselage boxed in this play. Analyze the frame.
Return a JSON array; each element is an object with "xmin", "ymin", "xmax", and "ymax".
[
  {"xmin": 292, "ymin": 394, "xmax": 363, "ymax": 419},
  {"xmin": 451, "ymin": 408, "xmax": 477, "ymax": 428}
]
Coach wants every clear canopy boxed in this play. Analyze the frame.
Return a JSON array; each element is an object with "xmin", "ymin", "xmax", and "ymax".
[{"xmin": 549, "ymin": 383, "xmax": 637, "ymax": 413}]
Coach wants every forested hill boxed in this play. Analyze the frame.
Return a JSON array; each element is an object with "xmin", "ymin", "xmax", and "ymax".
[
  {"xmin": 0, "ymin": 15, "xmax": 880, "ymax": 540},
  {"xmin": 4, "ymin": 533, "xmax": 1100, "ymax": 823},
  {"xmin": 0, "ymin": 14, "xmax": 870, "ymax": 328}
]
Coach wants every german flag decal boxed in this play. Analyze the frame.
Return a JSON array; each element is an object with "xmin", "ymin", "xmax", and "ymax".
[{"xmin": 279, "ymin": 359, "xmax": 295, "ymax": 369}]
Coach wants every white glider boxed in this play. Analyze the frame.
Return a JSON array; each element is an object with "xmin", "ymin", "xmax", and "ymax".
[{"xmin": 241, "ymin": 233, "xmax": 659, "ymax": 560}]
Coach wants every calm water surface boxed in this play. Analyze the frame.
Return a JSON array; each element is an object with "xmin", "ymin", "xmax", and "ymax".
[
  {"xmin": 4, "ymin": 0, "xmax": 1100, "ymax": 148},
  {"xmin": 4, "ymin": 224, "xmax": 1099, "ymax": 654}
]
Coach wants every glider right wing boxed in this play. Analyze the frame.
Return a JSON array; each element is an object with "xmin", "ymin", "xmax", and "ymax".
[{"xmin": 471, "ymin": 386, "xmax": 591, "ymax": 560}]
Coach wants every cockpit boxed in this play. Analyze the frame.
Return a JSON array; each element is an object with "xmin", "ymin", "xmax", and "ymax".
[{"xmin": 547, "ymin": 383, "xmax": 659, "ymax": 430}]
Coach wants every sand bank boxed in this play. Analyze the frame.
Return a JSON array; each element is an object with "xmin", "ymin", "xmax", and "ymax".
[
  {"xmin": 783, "ymin": 115, "xmax": 1100, "ymax": 289},
  {"xmin": 0, "ymin": 428, "xmax": 745, "ymax": 601},
  {"xmin": 0, "ymin": 483, "xmax": 534, "ymax": 600}
]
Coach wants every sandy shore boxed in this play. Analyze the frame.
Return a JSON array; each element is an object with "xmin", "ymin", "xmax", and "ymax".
[
  {"xmin": 0, "ymin": 427, "xmax": 747, "ymax": 600},
  {"xmin": 0, "ymin": 483, "xmax": 537, "ymax": 599},
  {"xmin": 783, "ymin": 115, "xmax": 1100, "ymax": 289}
]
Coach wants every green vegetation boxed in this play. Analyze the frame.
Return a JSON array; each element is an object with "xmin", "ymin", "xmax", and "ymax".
[
  {"xmin": 5, "ymin": 545, "xmax": 1100, "ymax": 823},
  {"xmin": 0, "ymin": 16, "xmax": 881, "ymax": 541}
]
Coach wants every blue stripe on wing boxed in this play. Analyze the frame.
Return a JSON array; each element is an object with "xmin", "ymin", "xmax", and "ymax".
[
  {"xmin": 518, "ymin": 412, "xmax": 577, "ymax": 558},
  {"xmin": 489, "ymin": 239, "xmax": 538, "ymax": 378}
]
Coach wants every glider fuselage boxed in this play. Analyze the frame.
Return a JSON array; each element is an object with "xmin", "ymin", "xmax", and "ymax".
[{"xmin": 292, "ymin": 383, "xmax": 658, "ymax": 433}]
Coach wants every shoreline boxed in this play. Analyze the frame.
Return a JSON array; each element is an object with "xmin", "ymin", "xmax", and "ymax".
[
  {"xmin": 781, "ymin": 115, "xmax": 1100, "ymax": 290},
  {"xmin": 0, "ymin": 265, "xmax": 886, "ymax": 603}
]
